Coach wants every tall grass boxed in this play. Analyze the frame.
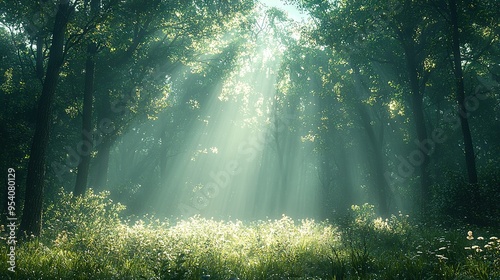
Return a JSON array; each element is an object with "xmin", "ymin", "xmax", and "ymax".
[{"xmin": 0, "ymin": 190, "xmax": 498, "ymax": 279}]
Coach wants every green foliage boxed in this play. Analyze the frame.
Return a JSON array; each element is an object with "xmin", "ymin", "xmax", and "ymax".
[
  {"xmin": 2, "ymin": 196, "xmax": 498, "ymax": 279},
  {"xmin": 332, "ymin": 203, "xmax": 413, "ymax": 278},
  {"xmin": 430, "ymin": 166, "xmax": 500, "ymax": 226},
  {"xmin": 43, "ymin": 188, "xmax": 125, "ymax": 238}
]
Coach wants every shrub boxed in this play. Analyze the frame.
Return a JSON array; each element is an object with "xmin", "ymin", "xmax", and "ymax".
[{"xmin": 430, "ymin": 168, "xmax": 500, "ymax": 226}]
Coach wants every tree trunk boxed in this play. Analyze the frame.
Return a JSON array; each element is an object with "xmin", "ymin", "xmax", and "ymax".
[
  {"xmin": 449, "ymin": 0, "xmax": 478, "ymax": 184},
  {"xmin": 36, "ymin": 35, "xmax": 44, "ymax": 81},
  {"xmin": 358, "ymin": 107, "xmax": 390, "ymax": 215},
  {"xmin": 334, "ymin": 143, "xmax": 355, "ymax": 217},
  {"xmin": 273, "ymin": 108, "xmax": 289, "ymax": 213},
  {"xmin": 318, "ymin": 150, "xmax": 336, "ymax": 219},
  {"xmin": 74, "ymin": 0, "xmax": 100, "ymax": 196},
  {"xmin": 74, "ymin": 42, "xmax": 97, "ymax": 196},
  {"xmin": 404, "ymin": 42, "xmax": 431, "ymax": 213},
  {"xmin": 20, "ymin": 1, "xmax": 72, "ymax": 237},
  {"xmin": 89, "ymin": 74, "xmax": 114, "ymax": 190},
  {"xmin": 92, "ymin": 136, "xmax": 113, "ymax": 190},
  {"xmin": 352, "ymin": 65, "xmax": 391, "ymax": 215}
]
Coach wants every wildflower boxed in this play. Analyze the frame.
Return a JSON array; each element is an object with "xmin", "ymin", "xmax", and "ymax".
[
  {"xmin": 471, "ymin": 245, "xmax": 479, "ymax": 250},
  {"xmin": 464, "ymin": 247, "xmax": 471, "ymax": 250},
  {"xmin": 490, "ymin": 236, "xmax": 498, "ymax": 240},
  {"xmin": 438, "ymin": 246, "xmax": 447, "ymax": 251},
  {"xmin": 477, "ymin": 236, "xmax": 484, "ymax": 240},
  {"xmin": 467, "ymin": 231, "xmax": 474, "ymax": 240},
  {"xmin": 436, "ymin": 254, "xmax": 448, "ymax": 260}
]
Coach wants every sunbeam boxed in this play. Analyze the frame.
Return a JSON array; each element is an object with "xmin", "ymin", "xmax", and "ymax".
[
  {"xmin": 116, "ymin": 4, "xmax": 324, "ymax": 220},
  {"xmin": 4, "ymin": 0, "xmax": 500, "ymax": 278}
]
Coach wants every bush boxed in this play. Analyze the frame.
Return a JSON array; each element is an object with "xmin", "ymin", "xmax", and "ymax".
[{"xmin": 430, "ymin": 168, "xmax": 500, "ymax": 226}]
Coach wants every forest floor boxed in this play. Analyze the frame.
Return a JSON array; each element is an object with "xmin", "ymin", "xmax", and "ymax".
[{"xmin": 1, "ymin": 190, "xmax": 499, "ymax": 279}]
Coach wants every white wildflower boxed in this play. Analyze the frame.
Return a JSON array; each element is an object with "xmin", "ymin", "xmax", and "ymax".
[{"xmin": 436, "ymin": 254, "xmax": 448, "ymax": 260}]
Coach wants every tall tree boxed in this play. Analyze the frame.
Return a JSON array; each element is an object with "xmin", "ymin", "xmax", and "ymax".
[
  {"xmin": 296, "ymin": 0, "xmax": 440, "ymax": 213},
  {"xmin": 20, "ymin": 0, "xmax": 73, "ymax": 237},
  {"xmin": 448, "ymin": 0, "xmax": 477, "ymax": 184},
  {"xmin": 351, "ymin": 64, "xmax": 391, "ymax": 215},
  {"xmin": 74, "ymin": 0, "xmax": 100, "ymax": 196}
]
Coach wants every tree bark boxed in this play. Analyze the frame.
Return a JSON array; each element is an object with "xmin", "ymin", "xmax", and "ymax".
[
  {"xmin": 449, "ymin": 0, "xmax": 478, "ymax": 184},
  {"xmin": 20, "ymin": 1, "xmax": 72, "ymax": 237}
]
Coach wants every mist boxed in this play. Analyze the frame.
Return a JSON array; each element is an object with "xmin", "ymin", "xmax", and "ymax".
[{"xmin": 1, "ymin": 0, "xmax": 499, "ymax": 278}]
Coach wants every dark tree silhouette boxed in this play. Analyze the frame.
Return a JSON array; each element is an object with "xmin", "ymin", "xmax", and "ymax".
[{"xmin": 20, "ymin": 1, "xmax": 73, "ymax": 237}]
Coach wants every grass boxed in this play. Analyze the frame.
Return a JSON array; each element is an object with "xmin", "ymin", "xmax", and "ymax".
[{"xmin": 1, "ymin": 190, "xmax": 499, "ymax": 279}]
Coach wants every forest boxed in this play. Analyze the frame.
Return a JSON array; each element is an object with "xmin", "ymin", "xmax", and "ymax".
[{"xmin": 0, "ymin": 0, "xmax": 499, "ymax": 279}]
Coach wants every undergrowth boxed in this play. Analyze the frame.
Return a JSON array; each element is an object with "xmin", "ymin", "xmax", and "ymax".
[{"xmin": 0, "ymin": 189, "xmax": 499, "ymax": 279}]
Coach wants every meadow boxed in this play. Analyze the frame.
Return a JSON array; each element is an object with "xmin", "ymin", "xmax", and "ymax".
[{"xmin": 1, "ymin": 190, "xmax": 499, "ymax": 279}]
